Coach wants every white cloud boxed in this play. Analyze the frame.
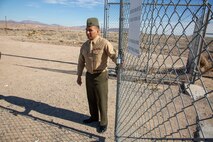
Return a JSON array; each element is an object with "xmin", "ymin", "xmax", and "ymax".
[
  {"xmin": 26, "ymin": 2, "xmax": 40, "ymax": 8},
  {"xmin": 43, "ymin": 0, "xmax": 68, "ymax": 5},
  {"xmin": 74, "ymin": 0, "xmax": 103, "ymax": 6},
  {"xmin": 43, "ymin": 0, "xmax": 103, "ymax": 8}
]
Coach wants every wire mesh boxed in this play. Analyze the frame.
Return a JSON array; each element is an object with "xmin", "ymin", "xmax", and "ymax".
[
  {"xmin": 0, "ymin": 106, "xmax": 104, "ymax": 142},
  {"xmin": 113, "ymin": 0, "xmax": 213, "ymax": 141},
  {"xmin": 104, "ymin": 0, "xmax": 120, "ymax": 50}
]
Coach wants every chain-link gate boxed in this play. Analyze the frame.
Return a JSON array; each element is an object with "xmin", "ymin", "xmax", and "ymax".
[
  {"xmin": 110, "ymin": 0, "xmax": 213, "ymax": 141},
  {"xmin": 104, "ymin": 0, "xmax": 121, "ymax": 50}
]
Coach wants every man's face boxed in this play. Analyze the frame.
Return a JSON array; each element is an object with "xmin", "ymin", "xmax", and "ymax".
[{"xmin": 86, "ymin": 26, "xmax": 99, "ymax": 40}]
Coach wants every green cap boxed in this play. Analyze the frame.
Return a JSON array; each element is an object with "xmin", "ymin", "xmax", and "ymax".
[{"xmin": 87, "ymin": 17, "xmax": 99, "ymax": 27}]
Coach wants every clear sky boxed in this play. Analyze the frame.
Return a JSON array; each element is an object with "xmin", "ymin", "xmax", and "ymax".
[
  {"xmin": 0, "ymin": 0, "xmax": 212, "ymax": 36},
  {"xmin": 0, "ymin": 0, "xmax": 104, "ymax": 27}
]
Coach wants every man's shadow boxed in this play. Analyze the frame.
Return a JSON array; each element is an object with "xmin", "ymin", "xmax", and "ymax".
[{"xmin": 0, "ymin": 94, "xmax": 97, "ymax": 128}]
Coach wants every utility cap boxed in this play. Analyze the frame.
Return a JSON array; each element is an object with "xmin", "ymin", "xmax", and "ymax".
[{"xmin": 87, "ymin": 17, "xmax": 99, "ymax": 27}]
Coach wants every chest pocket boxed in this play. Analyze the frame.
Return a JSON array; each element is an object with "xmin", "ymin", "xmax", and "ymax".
[
  {"xmin": 92, "ymin": 48, "xmax": 103, "ymax": 55},
  {"xmin": 92, "ymin": 47, "xmax": 104, "ymax": 63},
  {"xmin": 82, "ymin": 46, "xmax": 92, "ymax": 57}
]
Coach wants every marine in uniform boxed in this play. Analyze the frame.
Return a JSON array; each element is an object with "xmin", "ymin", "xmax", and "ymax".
[{"xmin": 77, "ymin": 17, "xmax": 117, "ymax": 133}]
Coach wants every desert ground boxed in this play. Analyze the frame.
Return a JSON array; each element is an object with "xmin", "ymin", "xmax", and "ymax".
[{"xmin": 0, "ymin": 25, "xmax": 118, "ymax": 141}]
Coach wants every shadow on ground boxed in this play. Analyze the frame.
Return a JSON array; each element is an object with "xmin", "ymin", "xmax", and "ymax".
[
  {"xmin": 0, "ymin": 94, "xmax": 96, "ymax": 127},
  {"xmin": 0, "ymin": 94, "xmax": 105, "ymax": 141},
  {"xmin": 2, "ymin": 53, "xmax": 78, "ymax": 65}
]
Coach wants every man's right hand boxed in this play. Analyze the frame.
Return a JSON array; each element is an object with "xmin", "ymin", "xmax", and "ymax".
[{"xmin": 77, "ymin": 76, "xmax": 82, "ymax": 86}]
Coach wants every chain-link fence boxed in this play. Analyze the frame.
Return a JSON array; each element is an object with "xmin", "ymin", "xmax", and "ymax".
[
  {"xmin": 104, "ymin": 0, "xmax": 121, "ymax": 49},
  {"xmin": 112, "ymin": 0, "xmax": 213, "ymax": 141}
]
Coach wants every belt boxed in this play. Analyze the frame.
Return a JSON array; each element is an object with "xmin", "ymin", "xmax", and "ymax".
[{"xmin": 92, "ymin": 69, "xmax": 107, "ymax": 74}]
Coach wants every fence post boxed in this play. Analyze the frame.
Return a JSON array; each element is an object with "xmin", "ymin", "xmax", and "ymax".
[
  {"xmin": 186, "ymin": 4, "xmax": 210, "ymax": 83},
  {"xmin": 5, "ymin": 16, "xmax": 8, "ymax": 34},
  {"xmin": 103, "ymin": 0, "xmax": 109, "ymax": 38},
  {"xmin": 115, "ymin": 0, "xmax": 124, "ymax": 141},
  {"xmin": 146, "ymin": 0, "xmax": 156, "ymax": 75}
]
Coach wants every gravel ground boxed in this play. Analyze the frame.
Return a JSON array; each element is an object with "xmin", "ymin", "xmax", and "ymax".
[{"xmin": 0, "ymin": 36, "xmax": 117, "ymax": 142}]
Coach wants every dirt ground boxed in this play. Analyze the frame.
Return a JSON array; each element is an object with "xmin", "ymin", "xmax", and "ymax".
[
  {"xmin": 0, "ymin": 35, "xmax": 117, "ymax": 141},
  {"xmin": 0, "ymin": 24, "xmax": 212, "ymax": 141}
]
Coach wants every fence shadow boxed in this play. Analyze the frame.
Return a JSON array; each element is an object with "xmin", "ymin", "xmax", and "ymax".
[
  {"xmin": 15, "ymin": 64, "xmax": 117, "ymax": 79},
  {"xmin": 0, "ymin": 105, "xmax": 105, "ymax": 141},
  {"xmin": 0, "ymin": 94, "xmax": 97, "ymax": 128},
  {"xmin": 15, "ymin": 64, "xmax": 81, "ymax": 76},
  {"xmin": 2, "ymin": 53, "xmax": 78, "ymax": 65}
]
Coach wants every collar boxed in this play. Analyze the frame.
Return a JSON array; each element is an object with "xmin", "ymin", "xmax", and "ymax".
[{"xmin": 90, "ymin": 35, "xmax": 100, "ymax": 44}]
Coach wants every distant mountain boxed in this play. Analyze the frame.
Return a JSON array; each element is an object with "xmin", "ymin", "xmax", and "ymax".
[
  {"xmin": 71, "ymin": 25, "xmax": 86, "ymax": 30},
  {"xmin": 0, "ymin": 19, "xmax": 85, "ymax": 30},
  {"xmin": 0, "ymin": 20, "xmax": 46, "ymax": 25},
  {"xmin": 108, "ymin": 28, "xmax": 119, "ymax": 32},
  {"xmin": 19, "ymin": 20, "xmax": 48, "ymax": 25},
  {"xmin": 51, "ymin": 24, "xmax": 61, "ymax": 26}
]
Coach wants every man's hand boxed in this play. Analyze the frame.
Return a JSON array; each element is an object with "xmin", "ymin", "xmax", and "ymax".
[{"xmin": 77, "ymin": 76, "xmax": 82, "ymax": 86}]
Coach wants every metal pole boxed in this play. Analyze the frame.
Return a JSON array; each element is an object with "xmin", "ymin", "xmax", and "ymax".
[
  {"xmin": 106, "ymin": 0, "xmax": 109, "ymax": 39},
  {"xmin": 115, "ymin": 0, "xmax": 124, "ymax": 141},
  {"xmin": 104, "ymin": 0, "xmax": 107, "ymax": 38},
  {"xmin": 103, "ymin": 0, "xmax": 109, "ymax": 38},
  {"xmin": 192, "ymin": 3, "xmax": 211, "ymax": 83},
  {"xmin": 5, "ymin": 16, "xmax": 8, "ymax": 34},
  {"xmin": 146, "ymin": 0, "xmax": 155, "ymax": 75}
]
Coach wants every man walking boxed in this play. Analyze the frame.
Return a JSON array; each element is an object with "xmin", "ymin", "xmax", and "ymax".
[{"xmin": 77, "ymin": 17, "xmax": 117, "ymax": 133}]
